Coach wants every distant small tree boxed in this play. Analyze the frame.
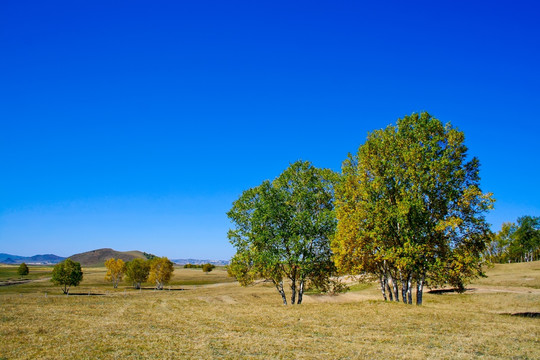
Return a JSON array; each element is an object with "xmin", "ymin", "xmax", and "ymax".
[
  {"xmin": 51, "ymin": 259, "xmax": 83, "ymax": 294},
  {"xmin": 202, "ymin": 263, "xmax": 215, "ymax": 274},
  {"xmin": 125, "ymin": 258, "xmax": 150, "ymax": 289},
  {"xmin": 105, "ymin": 258, "xmax": 126, "ymax": 288},
  {"xmin": 149, "ymin": 257, "xmax": 174, "ymax": 290},
  {"xmin": 17, "ymin": 263, "xmax": 29, "ymax": 277}
]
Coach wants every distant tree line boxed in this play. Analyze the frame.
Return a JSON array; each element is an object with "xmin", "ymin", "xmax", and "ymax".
[
  {"xmin": 227, "ymin": 112, "xmax": 496, "ymax": 305},
  {"xmin": 183, "ymin": 263, "xmax": 204, "ymax": 268},
  {"xmin": 184, "ymin": 263, "xmax": 216, "ymax": 273},
  {"xmin": 487, "ymin": 216, "xmax": 540, "ymax": 263}
]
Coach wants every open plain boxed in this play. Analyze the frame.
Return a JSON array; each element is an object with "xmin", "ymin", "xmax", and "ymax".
[{"xmin": 0, "ymin": 262, "xmax": 539, "ymax": 359}]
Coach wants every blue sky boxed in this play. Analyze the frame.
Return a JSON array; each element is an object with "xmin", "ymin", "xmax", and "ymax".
[{"xmin": 1, "ymin": 1, "xmax": 539, "ymax": 259}]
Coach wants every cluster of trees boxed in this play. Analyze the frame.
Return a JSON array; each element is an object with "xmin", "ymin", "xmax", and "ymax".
[
  {"xmin": 49, "ymin": 256, "xmax": 175, "ymax": 294},
  {"xmin": 487, "ymin": 216, "xmax": 540, "ymax": 263},
  {"xmin": 106, "ymin": 257, "xmax": 175, "ymax": 290},
  {"xmin": 227, "ymin": 113, "xmax": 495, "ymax": 305}
]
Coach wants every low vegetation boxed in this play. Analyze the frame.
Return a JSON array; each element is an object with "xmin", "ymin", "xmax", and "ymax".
[{"xmin": 0, "ymin": 262, "xmax": 538, "ymax": 359}]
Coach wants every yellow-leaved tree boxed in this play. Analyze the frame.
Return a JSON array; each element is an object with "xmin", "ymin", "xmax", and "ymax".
[
  {"xmin": 149, "ymin": 257, "xmax": 174, "ymax": 290},
  {"xmin": 104, "ymin": 258, "xmax": 126, "ymax": 288}
]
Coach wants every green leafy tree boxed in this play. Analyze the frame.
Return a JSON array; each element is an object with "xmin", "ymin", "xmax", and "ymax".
[
  {"xmin": 51, "ymin": 259, "xmax": 83, "ymax": 294},
  {"xmin": 489, "ymin": 217, "xmax": 540, "ymax": 263},
  {"xmin": 202, "ymin": 263, "xmax": 215, "ymax": 274},
  {"xmin": 148, "ymin": 257, "xmax": 174, "ymax": 290},
  {"xmin": 125, "ymin": 258, "xmax": 150, "ymax": 289},
  {"xmin": 487, "ymin": 222, "xmax": 516, "ymax": 263},
  {"xmin": 17, "ymin": 263, "xmax": 29, "ymax": 277},
  {"xmin": 511, "ymin": 216, "xmax": 540, "ymax": 262},
  {"xmin": 333, "ymin": 112, "xmax": 494, "ymax": 305},
  {"xmin": 227, "ymin": 160, "xmax": 338, "ymax": 305}
]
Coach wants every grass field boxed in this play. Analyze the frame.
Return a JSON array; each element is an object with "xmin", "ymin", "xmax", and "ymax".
[{"xmin": 1, "ymin": 262, "xmax": 539, "ymax": 359}]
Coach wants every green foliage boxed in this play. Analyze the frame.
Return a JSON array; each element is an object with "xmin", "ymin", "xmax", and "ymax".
[
  {"xmin": 17, "ymin": 263, "xmax": 29, "ymax": 277},
  {"xmin": 333, "ymin": 112, "xmax": 494, "ymax": 304},
  {"xmin": 51, "ymin": 259, "xmax": 83, "ymax": 294},
  {"xmin": 125, "ymin": 258, "xmax": 150, "ymax": 289},
  {"xmin": 228, "ymin": 160, "xmax": 339, "ymax": 304},
  {"xmin": 184, "ymin": 263, "xmax": 203, "ymax": 269},
  {"xmin": 143, "ymin": 252, "xmax": 157, "ymax": 260},
  {"xmin": 488, "ymin": 216, "xmax": 540, "ymax": 263},
  {"xmin": 202, "ymin": 263, "xmax": 215, "ymax": 273}
]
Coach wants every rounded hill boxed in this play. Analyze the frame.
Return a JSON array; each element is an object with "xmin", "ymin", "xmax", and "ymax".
[{"xmin": 68, "ymin": 248, "xmax": 148, "ymax": 266}]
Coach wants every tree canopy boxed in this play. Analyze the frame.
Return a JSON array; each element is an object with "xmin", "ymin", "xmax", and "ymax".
[
  {"xmin": 332, "ymin": 112, "xmax": 494, "ymax": 304},
  {"xmin": 125, "ymin": 258, "xmax": 150, "ymax": 289},
  {"xmin": 105, "ymin": 258, "xmax": 126, "ymax": 288},
  {"xmin": 17, "ymin": 263, "xmax": 29, "ymax": 277},
  {"xmin": 227, "ymin": 160, "xmax": 338, "ymax": 305},
  {"xmin": 149, "ymin": 257, "xmax": 174, "ymax": 290},
  {"xmin": 51, "ymin": 259, "xmax": 84, "ymax": 295},
  {"xmin": 488, "ymin": 216, "xmax": 540, "ymax": 263},
  {"xmin": 202, "ymin": 263, "xmax": 215, "ymax": 274}
]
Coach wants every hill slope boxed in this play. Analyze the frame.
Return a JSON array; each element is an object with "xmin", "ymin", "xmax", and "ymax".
[
  {"xmin": 68, "ymin": 248, "xmax": 147, "ymax": 266},
  {"xmin": 0, "ymin": 253, "xmax": 65, "ymax": 264}
]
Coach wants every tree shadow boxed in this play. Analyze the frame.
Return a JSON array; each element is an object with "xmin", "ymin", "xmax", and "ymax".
[
  {"xmin": 503, "ymin": 312, "xmax": 540, "ymax": 318},
  {"xmin": 427, "ymin": 288, "xmax": 472, "ymax": 294}
]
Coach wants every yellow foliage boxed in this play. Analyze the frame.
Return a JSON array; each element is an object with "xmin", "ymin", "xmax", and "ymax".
[
  {"xmin": 104, "ymin": 258, "xmax": 126, "ymax": 288},
  {"xmin": 148, "ymin": 257, "xmax": 174, "ymax": 290}
]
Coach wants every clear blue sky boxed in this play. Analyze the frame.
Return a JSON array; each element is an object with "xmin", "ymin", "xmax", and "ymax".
[{"xmin": 1, "ymin": 1, "xmax": 539, "ymax": 259}]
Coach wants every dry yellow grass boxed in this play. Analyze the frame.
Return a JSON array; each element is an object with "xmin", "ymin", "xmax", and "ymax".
[{"xmin": 1, "ymin": 263, "xmax": 539, "ymax": 359}]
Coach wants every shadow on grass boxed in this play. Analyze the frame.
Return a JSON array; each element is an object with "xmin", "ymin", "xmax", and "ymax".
[
  {"xmin": 136, "ymin": 287, "xmax": 188, "ymax": 291},
  {"xmin": 428, "ymin": 288, "xmax": 471, "ymax": 295},
  {"xmin": 502, "ymin": 312, "xmax": 540, "ymax": 318},
  {"xmin": 66, "ymin": 293, "xmax": 107, "ymax": 296}
]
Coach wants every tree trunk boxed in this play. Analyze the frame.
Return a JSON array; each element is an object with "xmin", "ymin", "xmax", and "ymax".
[
  {"xmin": 379, "ymin": 274, "xmax": 388, "ymax": 301},
  {"xmin": 401, "ymin": 275, "xmax": 408, "ymax": 303},
  {"xmin": 386, "ymin": 282, "xmax": 393, "ymax": 301},
  {"xmin": 416, "ymin": 273, "xmax": 425, "ymax": 305},
  {"xmin": 291, "ymin": 277, "xmax": 297, "ymax": 305},
  {"xmin": 280, "ymin": 290, "xmax": 288, "ymax": 305},
  {"xmin": 297, "ymin": 278, "xmax": 305, "ymax": 305},
  {"xmin": 392, "ymin": 278, "xmax": 399, "ymax": 302},
  {"xmin": 407, "ymin": 274, "xmax": 413, "ymax": 304},
  {"xmin": 273, "ymin": 280, "xmax": 288, "ymax": 305},
  {"xmin": 387, "ymin": 273, "xmax": 397, "ymax": 301}
]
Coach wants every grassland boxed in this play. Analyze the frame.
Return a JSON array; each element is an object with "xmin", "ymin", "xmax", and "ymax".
[{"xmin": 1, "ymin": 262, "xmax": 539, "ymax": 359}]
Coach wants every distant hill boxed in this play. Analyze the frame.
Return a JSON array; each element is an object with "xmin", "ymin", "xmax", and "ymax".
[
  {"xmin": 68, "ymin": 248, "xmax": 148, "ymax": 266},
  {"xmin": 0, "ymin": 253, "xmax": 65, "ymax": 265},
  {"xmin": 172, "ymin": 258, "xmax": 229, "ymax": 266}
]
